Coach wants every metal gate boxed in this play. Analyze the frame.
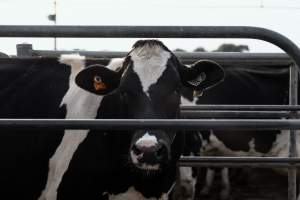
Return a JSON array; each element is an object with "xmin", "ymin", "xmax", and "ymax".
[{"xmin": 0, "ymin": 25, "xmax": 300, "ymax": 200}]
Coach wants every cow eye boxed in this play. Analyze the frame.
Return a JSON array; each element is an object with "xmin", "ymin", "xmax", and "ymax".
[{"xmin": 94, "ymin": 75, "xmax": 102, "ymax": 83}]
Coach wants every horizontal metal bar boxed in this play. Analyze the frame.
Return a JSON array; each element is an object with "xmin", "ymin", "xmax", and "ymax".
[
  {"xmin": 181, "ymin": 111, "xmax": 299, "ymax": 119},
  {"xmin": 32, "ymin": 51, "xmax": 289, "ymax": 60},
  {"xmin": 0, "ymin": 57, "xmax": 110, "ymax": 65},
  {"xmin": 180, "ymin": 105, "xmax": 300, "ymax": 111},
  {"xmin": 179, "ymin": 156, "xmax": 300, "ymax": 168},
  {"xmin": 0, "ymin": 25, "xmax": 299, "ymax": 69},
  {"xmin": 33, "ymin": 50, "xmax": 128, "ymax": 58},
  {"xmin": 0, "ymin": 56, "xmax": 291, "ymax": 70},
  {"xmin": 30, "ymin": 50, "xmax": 292, "ymax": 66},
  {"xmin": 1, "ymin": 119, "xmax": 300, "ymax": 130}
]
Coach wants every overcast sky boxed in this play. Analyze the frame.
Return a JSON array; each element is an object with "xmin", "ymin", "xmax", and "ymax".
[{"xmin": 0, "ymin": 0, "xmax": 300, "ymax": 55}]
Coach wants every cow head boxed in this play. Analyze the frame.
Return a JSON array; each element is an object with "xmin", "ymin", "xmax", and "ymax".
[{"xmin": 75, "ymin": 40, "xmax": 224, "ymax": 172}]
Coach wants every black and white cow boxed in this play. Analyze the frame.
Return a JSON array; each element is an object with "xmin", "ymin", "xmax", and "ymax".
[
  {"xmin": 180, "ymin": 65, "xmax": 299, "ymax": 199},
  {"xmin": 40, "ymin": 40, "xmax": 225, "ymax": 200},
  {"xmin": 0, "ymin": 40, "xmax": 224, "ymax": 200},
  {"xmin": 172, "ymin": 132, "xmax": 202, "ymax": 200},
  {"xmin": 0, "ymin": 55, "xmax": 114, "ymax": 199}
]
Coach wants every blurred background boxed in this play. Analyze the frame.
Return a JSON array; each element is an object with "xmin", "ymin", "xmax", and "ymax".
[{"xmin": 0, "ymin": 0, "xmax": 300, "ymax": 55}]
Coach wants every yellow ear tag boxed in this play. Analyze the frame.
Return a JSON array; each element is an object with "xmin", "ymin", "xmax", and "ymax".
[
  {"xmin": 93, "ymin": 75, "xmax": 107, "ymax": 91},
  {"xmin": 193, "ymin": 90, "xmax": 203, "ymax": 97}
]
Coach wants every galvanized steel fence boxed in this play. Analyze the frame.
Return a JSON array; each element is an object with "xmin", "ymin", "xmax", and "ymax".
[{"xmin": 0, "ymin": 25, "xmax": 300, "ymax": 200}]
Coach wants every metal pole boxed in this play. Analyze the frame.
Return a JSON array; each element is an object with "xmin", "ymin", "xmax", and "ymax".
[
  {"xmin": 181, "ymin": 110, "xmax": 300, "ymax": 119},
  {"xmin": 54, "ymin": 0, "xmax": 57, "ymax": 50},
  {"xmin": 28, "ymin": 50, "xmax": 292, "ymax": 66},
  {"xmin": 288, "ymin": 63, "xmax": 298, "ymax": 200},
  {"xmin": 0, "ymin": 26, "xmax": 299, "ymax": 68},
  {"xmin": 16, "ymin": 43, "xmax": 33, "ymax": 57},
  {"xmin": 181, "ymin": 105, "xmax": 300, "ymax": 111},
  {"xmin": 2, "ymin": 119, "xmax": 300, "ymax": 130},
  {"xmin": 179, "ymin": 156, "xmax": 300, "ymax": 168}
]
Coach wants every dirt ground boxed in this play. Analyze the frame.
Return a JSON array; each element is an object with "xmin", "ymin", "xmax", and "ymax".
[{"xmin": 195, "ymin": 168, "xmax": 288, "ymax": 200}]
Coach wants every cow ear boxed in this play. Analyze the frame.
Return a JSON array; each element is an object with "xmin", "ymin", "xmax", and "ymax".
[
  {"xmin": 75, "ymin": 64, "xmax": 122, "ymax": 95},
  {"xmin": 179, "ymin": 60, "xmax": 225, "ymax": 92}
]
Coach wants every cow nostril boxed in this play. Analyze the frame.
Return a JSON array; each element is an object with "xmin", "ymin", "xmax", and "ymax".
[{"xmin": 132, "ymin": 145, "xmax": 142, "ymax": 155}]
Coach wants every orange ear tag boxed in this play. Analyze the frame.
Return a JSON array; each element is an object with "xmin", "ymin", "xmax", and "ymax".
[{"xmin": 93, "ymin": 76, "xmax": 107, "ymax": 91}]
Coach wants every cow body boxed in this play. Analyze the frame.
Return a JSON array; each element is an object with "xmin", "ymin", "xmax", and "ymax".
[
  {"xmin": 190, "ymin": 65, "xmax": 292, "ymax": 158},
  {"xmin": 0, "ymin": 40, "xmax": 224, "ymax": 200},
  {"xmin": 0, "ymin": 58, "xmax": 69, "ymax": 199},
  {"xmin": 0, "ymin": 57, "xmax": 113, "ymax": 199},
  {"xmin": 181, "ymin": 65, "xmax": 298, "ymax": 199}
]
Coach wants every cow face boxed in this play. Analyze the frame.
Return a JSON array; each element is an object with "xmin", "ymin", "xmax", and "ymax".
[{"xmin": 75, "ymin": 40, "xmax": 224, "ymax": 172}]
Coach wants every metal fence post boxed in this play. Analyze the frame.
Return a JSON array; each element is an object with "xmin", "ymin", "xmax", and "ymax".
[
  {"xmin": 288, "ymin": 63, "xmax": 298, "ymax": 200},
  {"xmin": 16, "ymin": 43, "xmax": 33, "ymax": 57}
]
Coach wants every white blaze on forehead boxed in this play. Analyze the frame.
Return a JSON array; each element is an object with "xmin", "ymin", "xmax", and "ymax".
[
  {"xmin": 136, "ymin": 133, "xmax": 158, "ymax": 148},
  {"xmin": 130, "ymin": 45, "xmax": 171, "ymax": 96}
]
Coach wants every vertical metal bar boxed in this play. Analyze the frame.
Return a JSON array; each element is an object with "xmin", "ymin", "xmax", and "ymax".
[
  {"xmin": 54, "ymin": 0, "xmax": 57, "ymax": 50},
  {"xmin": 288, "ymin": 63, "xmax": 298, "ymax": 200},
  {"xmin": 16, "ymin": 43, "xmax": 33, "ymax": 57}
]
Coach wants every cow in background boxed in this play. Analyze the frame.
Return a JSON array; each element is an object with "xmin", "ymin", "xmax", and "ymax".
[
  {"xmin": 0, "ymin": 55, "xmax": 121, "ymax": 199},
  {"xmin": 172, "ymin": 132, "xmax": 202, "ymax": 200},
  {"xmin": 180, "ymin": 64, "xmax": 300, "ymax": 199}
]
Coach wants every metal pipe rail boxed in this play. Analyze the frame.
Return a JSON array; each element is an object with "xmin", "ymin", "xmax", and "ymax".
[
  {"xmin": 1, "ymin": 25, "xmax": 300, "ymax": 67},
  {"xmin": 1, "ymin": 118, "xmax": 300, "ymax": 130},
  {"xmin": 181, "ymin": 105, "xmax": 300, "ymax": 111},
  {"xmin": 179, "ymin": 156, "xmax": 300, "ymax": 168},
  {"xmin": 17, "ymin": 45, "xmax": 293, "ymax": 66},
  {"xmin": 32, "ymin": 50, "xmax": 291, "ymax": 62},
  {"xmin": 181, "ymin": 110, "xmax": 300, "ymax": 119},
  {"xmin": 1, "ymin": 25, "xmax": 300, "ymax": 200},
  {"xmin": 288, "ymin": 64, "xmax": 298, "ymax": 199}
]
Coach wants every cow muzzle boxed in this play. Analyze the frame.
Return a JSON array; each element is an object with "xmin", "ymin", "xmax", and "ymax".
[{"xmin": 130, "ymin": 133, "xmax": 169, "ymax": 170}]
